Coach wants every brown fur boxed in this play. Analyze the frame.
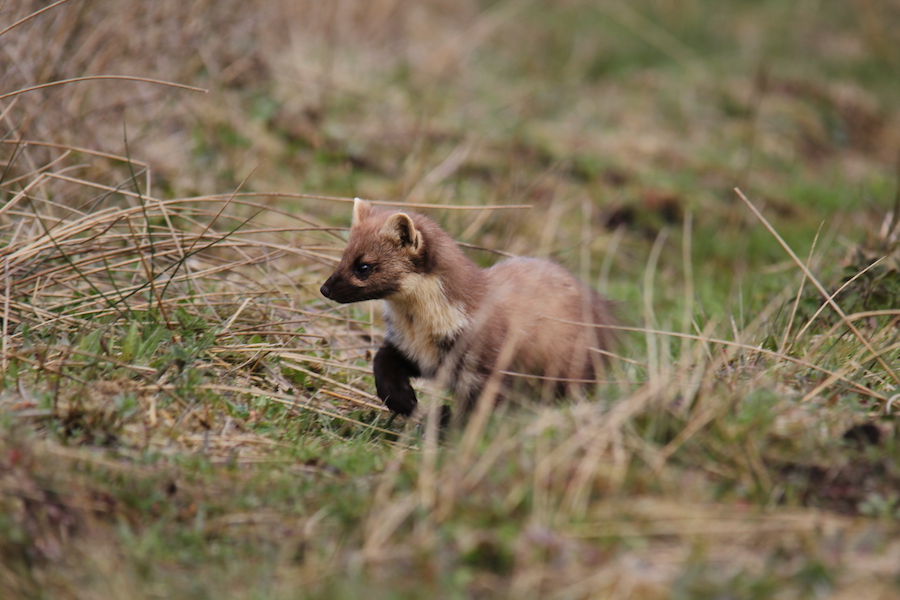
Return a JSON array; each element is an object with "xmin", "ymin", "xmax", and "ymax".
[{"xmin": 321, "ymin": 199, "xmax": 615, "ymax": 419}]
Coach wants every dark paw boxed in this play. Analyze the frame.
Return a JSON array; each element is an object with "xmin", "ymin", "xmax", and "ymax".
[
  {"xmin": 378, "ymin": 377, "xmax": 418, "ymax": 416},
  {"xmin": 439, "ymin": 405, "xmax": 453, "ymax": 429},
  {"xmin": 373, "ymin": 343, "xmax": 422, "ymax": 417}
]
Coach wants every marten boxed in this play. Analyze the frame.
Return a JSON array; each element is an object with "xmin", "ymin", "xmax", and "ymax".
[{"xmin": 320, "ymin": 199, "xmax": 615, "ymax": 420}]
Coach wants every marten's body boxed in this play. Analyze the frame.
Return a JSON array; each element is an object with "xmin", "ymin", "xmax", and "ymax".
[{"xmin": 320, "ymin": 199, "xmax": 614, "ymax": 419}]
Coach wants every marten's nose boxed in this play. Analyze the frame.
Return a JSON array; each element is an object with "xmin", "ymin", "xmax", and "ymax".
[{"xmin": 320, "ymin": 283, "xmax": 331, "ymax": 298}]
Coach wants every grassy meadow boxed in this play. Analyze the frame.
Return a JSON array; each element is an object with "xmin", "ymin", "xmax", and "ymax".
[{"xmin": 1, "ymin": 0, "xmax": 899, "ymax": 598}]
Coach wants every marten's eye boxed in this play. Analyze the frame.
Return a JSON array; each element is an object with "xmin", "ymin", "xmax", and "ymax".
[{"xmin": 353, "ymin": 261, "xmax": 374, "ymax": 279}]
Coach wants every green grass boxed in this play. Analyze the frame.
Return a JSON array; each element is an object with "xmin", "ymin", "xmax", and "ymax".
[{"xmin": 1, "ymin": 0, "xmax": 899, "ymax": 598}]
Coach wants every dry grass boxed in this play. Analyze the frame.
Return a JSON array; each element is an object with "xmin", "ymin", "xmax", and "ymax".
[
  {"xmin": 2, "ymin": 0, "xmax": 900, "ymax": 598},
  {"xmin": 0, "ymin": 135, "xmax": 394, "ymax": 446}
]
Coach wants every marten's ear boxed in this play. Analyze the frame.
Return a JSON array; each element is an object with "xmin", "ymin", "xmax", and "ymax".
[
  {"xmin": 382, "ymin": 213, "xmax": 422, "ymax": 253},
  {"xmin": 352, "ymin": 198, "xmax": 372, "ymax": 226}
]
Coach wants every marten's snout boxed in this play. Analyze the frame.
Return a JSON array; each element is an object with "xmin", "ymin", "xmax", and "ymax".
[{"xmin": 320, "ymin": 271, "xmax": 337, "ymax": 299}]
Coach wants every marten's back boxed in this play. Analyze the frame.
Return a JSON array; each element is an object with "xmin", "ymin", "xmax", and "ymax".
[{"xmin": 444, "ymin": 256, "xmax": 614, "ymax": 408}]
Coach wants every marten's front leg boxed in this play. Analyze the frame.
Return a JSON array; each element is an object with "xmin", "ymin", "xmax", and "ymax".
[{"xmin": 373, "ymin": 342, "xmax": 421, "ymax": 416}]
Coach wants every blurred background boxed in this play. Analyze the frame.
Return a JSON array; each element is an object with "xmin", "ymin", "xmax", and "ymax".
[{"xmin": 4, "ymin": 1, "xmax": 897, "ymax": 299}]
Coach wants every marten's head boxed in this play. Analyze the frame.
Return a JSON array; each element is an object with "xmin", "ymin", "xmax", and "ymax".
[{"xmin": 321, "ymin": 199, "xmax": 431, "ymax": 304}]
